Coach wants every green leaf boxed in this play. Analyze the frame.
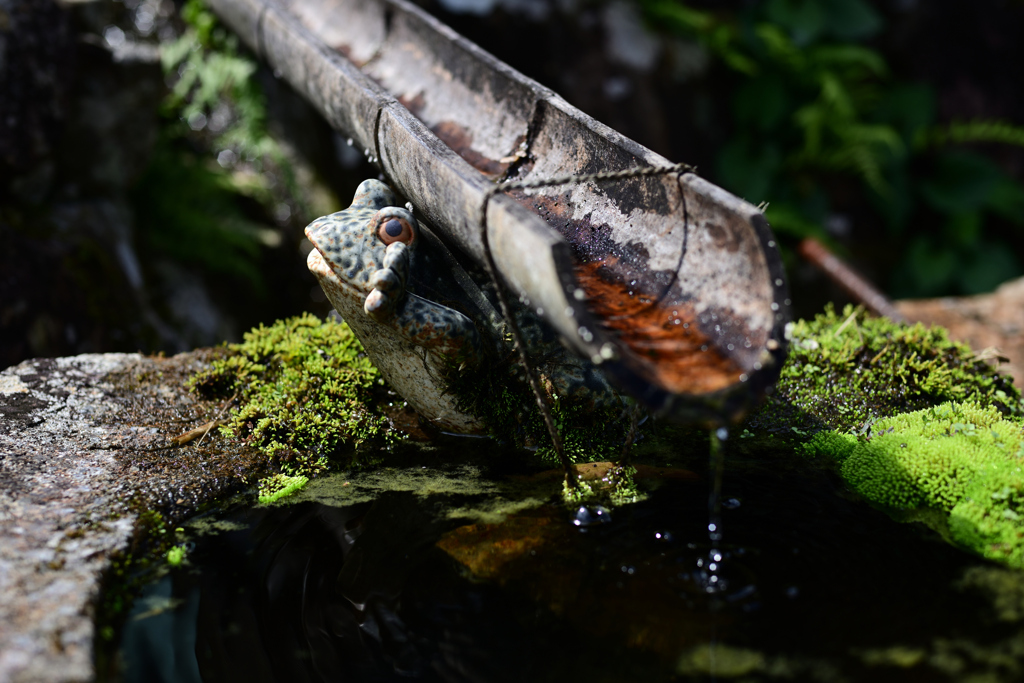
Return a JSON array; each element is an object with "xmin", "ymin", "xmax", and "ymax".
[
  {"xmin": 733, "ymin": 74, "xmax": 790, "ymax": 131},
  {"xmin": 808, "ymin": 45, "xmax": 887, "ymax": 78},
  {"xmin": 942, "ymin": 211, "xmax": 982, "ymax": 249},
  {"xmin": 868, "ymin": 161, "xmax": 913, "ymax": 231},
  {"xmin": 762, "ymin": 202, "xmax": 827, "ymax": 240},
  {"xmin": 641, "ymin": 0, "xmax": 715, "ymax": 33},
  {"xmin": 985, "ymin": 177, "xmax": 1024, "ymax": 226},
  {"xmin": 873, "ymin": 83, "xmax": 935, "ymax": 145},
  {"xmin": 765, "ymin": 0, "xmax": 825, "ymax": 46},
  {"xmin": 959, "ymin": 241, "xmax": 1023, "ymax": 294},
  {"xmin": 901, "ymin": 236, "xmax": 958, "ymax": 296},
  {"xmin": 716, "ymin": 137, "xmax": 782, "ymax": 202},
  {"xmin": 821, "ymin": 0, "xmax": 883, "ymax": 41},
  {"xmin": 754, "ymin": 22, "xmax": 804, "ymax": 69},
  {"xmin": 928, "ymin": 120, "xmax": 1024, "ymax": 149},
  {"xmin": 160, "ymin": 31, "xmax": 196, "ymax": 74},
  {"xmin": 919, "ymin": 151, "xmax": 1003, "ymax": 214}
]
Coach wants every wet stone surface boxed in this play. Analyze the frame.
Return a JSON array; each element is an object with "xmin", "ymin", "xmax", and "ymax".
[{"xmin": 0, "ymin": 352, "xmax": 269, "ymax": 683}]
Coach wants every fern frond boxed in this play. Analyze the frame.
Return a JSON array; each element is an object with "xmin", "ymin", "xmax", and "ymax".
[{"xmin": 928, "ymin": 120, "xmax": 1024, "ymax": 148}]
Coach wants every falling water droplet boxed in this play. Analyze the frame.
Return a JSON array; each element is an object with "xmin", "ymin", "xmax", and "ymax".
[
  {"xmin": 701, "ymin": 426, "xmax": 729, "ymax": 592},
  {"xmin": 573, "ymin": 505, "xmax": 611, "ymax": 527}
]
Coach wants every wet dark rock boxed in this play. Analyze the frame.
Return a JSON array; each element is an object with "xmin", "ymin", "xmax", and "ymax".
[
  {"xmin": 0, "ymin": 0, "xmax": 171, "ymax": 367},
  {"xmin": 0, "ymin": 0, "xmax": 74, "ymax": 186},
  {"xmin": 0, "ymin": 351, "xmax": 270, "ymax": 683}
]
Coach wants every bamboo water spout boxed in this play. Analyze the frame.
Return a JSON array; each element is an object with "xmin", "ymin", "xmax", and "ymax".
[{"xmin": 204, "ymin": 0, "xmax": 791, "ymax": 421}]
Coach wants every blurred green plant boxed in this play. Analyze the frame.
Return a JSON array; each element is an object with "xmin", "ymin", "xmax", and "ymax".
[
  {"xmin": 160, "ymin": 0, "xmax": 284, "ymax": 167},
  {"xmin": 132, "ymin": 139, "xmax": 270, "ymax": 288},
  {"xmin": 641, "ymin": 0, "xmax": 1024, "ymax": 297},
  {"xmin": 132, "ymin": 0, "xmax": 298, "ymax": 290}
]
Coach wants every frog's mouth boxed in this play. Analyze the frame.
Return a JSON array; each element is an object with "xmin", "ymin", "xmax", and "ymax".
[{"xmin": 306, "ymin": 248, "xmax": 368, "ymax": 300}]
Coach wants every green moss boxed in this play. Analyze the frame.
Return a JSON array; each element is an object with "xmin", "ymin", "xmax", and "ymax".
[
  {"xmin": 188, "ymin": 314, "xmax": 397, "ymax": 479},
  {"xmin": 804, "ymin": 400, "xmax": 1024, "ymax": 567},
  {"xmin": 748, "ymin": 304, "xmax": 1022, "ymax": 436},
  {"xmin": 562, "ymin": 478, "xmax": 596, "ymax": 505},
  {"xmin": 166, "ymin": 545, "xmax": 187, "ymax": 567},
  {"xmin": 603, "ymin": 463, "xmax": 642, "ymax": 505},
  {"xmin": 258, "ymin": 473, "xmax": 309, "ymax": 504},
  {"xmin": 949, "ymin": 469, "xmax": 1024, "ymax": 569},
  {"xmin": 560, "ymin": 463, "xmax": 642, "ymax": 506},
  {"xmin": 676, "ymin": 644, "xmax": 766, "ymax": 677},
  {"xmin": 443, "ymin": 356, "xmax": 638, "ymax": 466}
]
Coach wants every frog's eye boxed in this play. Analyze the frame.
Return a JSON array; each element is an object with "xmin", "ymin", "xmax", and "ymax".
[{"xmin": 375, "ymin": 213, "xmax": 416, "ymax": 246}]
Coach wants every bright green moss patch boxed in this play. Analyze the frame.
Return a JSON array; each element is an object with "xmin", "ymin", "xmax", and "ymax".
[
  {"xmin": 768, "ymin": 307, "xmax": 1024, "ymax": 568},
  {"xmin": 804, "ymin": 401, "xmax": 1024, "ymax": 567},
  {"xmin": 748, "ymin": 304, "xmax": 1021, "ymax": 435},
  {"xmin": 258, "ymin": 473, "xmax": 309, "ymax": 504},
  {"xmin": 166, "ymin": 545, "xmax": 187, "ymax": 567},
  {"xmin": 188, "ymin": 314, "xmax": 397, "ymax": 479}
]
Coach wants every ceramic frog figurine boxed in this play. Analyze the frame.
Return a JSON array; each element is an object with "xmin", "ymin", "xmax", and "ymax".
[{"xmin": 305, "ymin": 179, "xmax": 622, "ymax": 434}]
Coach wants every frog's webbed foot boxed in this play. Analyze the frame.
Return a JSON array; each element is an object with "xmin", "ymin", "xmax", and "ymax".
[
  {"xmin": 365, "ymin": 241, "xmax": 410, "ymax": 321},
  {"xmin": 397, "ymin": 295, "xmax": 484, "ymax": 362}
]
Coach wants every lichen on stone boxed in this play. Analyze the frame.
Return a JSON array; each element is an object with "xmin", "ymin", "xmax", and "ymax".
[
  {"xmin": 188, "ymin": 313, "xmax": 398, "ymax": 480},
  {"xmin": 746, "ymin": 304, "xmax": 1022, "ymax": 437}
]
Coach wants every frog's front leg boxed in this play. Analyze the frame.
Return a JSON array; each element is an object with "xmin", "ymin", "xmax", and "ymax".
[
  {"xmin": 364, "ymin": 241, "xmax": 410, "ymax": 320},
  {"xmin": 365, "ymin": 242, "xmax": 483, "ymax": 363}
]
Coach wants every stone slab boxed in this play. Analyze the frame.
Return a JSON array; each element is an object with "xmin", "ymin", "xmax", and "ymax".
[
  {"xmin": 0, "ymin": 351, "xmax": 267, "ymax": 683},
  {"xmin": 1, "ymin": 354, "xmax": 139, "ymax": 683}
]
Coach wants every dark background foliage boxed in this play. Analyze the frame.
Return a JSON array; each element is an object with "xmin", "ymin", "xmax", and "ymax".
[
  {"xmin": 1, "ymin": 0, "xmax": 1022, "ymax": 367},
  {"xmin": 423, "ymin": 0, "xmax": 1024, "ymax": 308}
]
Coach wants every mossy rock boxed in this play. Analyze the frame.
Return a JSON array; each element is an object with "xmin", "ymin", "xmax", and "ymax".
[
  {"xmin": 744, "ymin": 305, "xmax": 1024, "ymax": 568},
  {"xmin": 188, "ymin": 313, "xmax": 398, "ymax": 480},
  {"xmin": 804, "ymin": 400, "xmax": 1024, "ymax": 568},
  {"xmin": 746, "ymin": 304, "xmax": 1022, "ymax": 438}
]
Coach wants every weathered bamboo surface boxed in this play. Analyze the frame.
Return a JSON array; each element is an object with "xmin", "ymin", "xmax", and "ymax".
[{"xmin": 204, "ymin": 0, "xmax": 791, "ymax": 421}]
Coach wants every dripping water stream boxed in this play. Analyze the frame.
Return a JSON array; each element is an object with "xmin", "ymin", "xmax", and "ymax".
[{"xmin": 705, "ymin": 426, "xmax": 729, "ymax": 680}]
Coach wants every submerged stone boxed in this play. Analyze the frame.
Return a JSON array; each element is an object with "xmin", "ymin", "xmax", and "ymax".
[{"xmin": 573, "ymin": 504, "xmax": 612, "ymax": 526}]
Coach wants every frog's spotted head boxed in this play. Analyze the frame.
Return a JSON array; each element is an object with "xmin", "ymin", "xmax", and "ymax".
[
  {"xmin": 304, "ymin": 180, "xmax": 418, "ymax": 292},
  {"xmin": 349, "ymin": 178, "xmax": 397, "ymax": 211}
]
